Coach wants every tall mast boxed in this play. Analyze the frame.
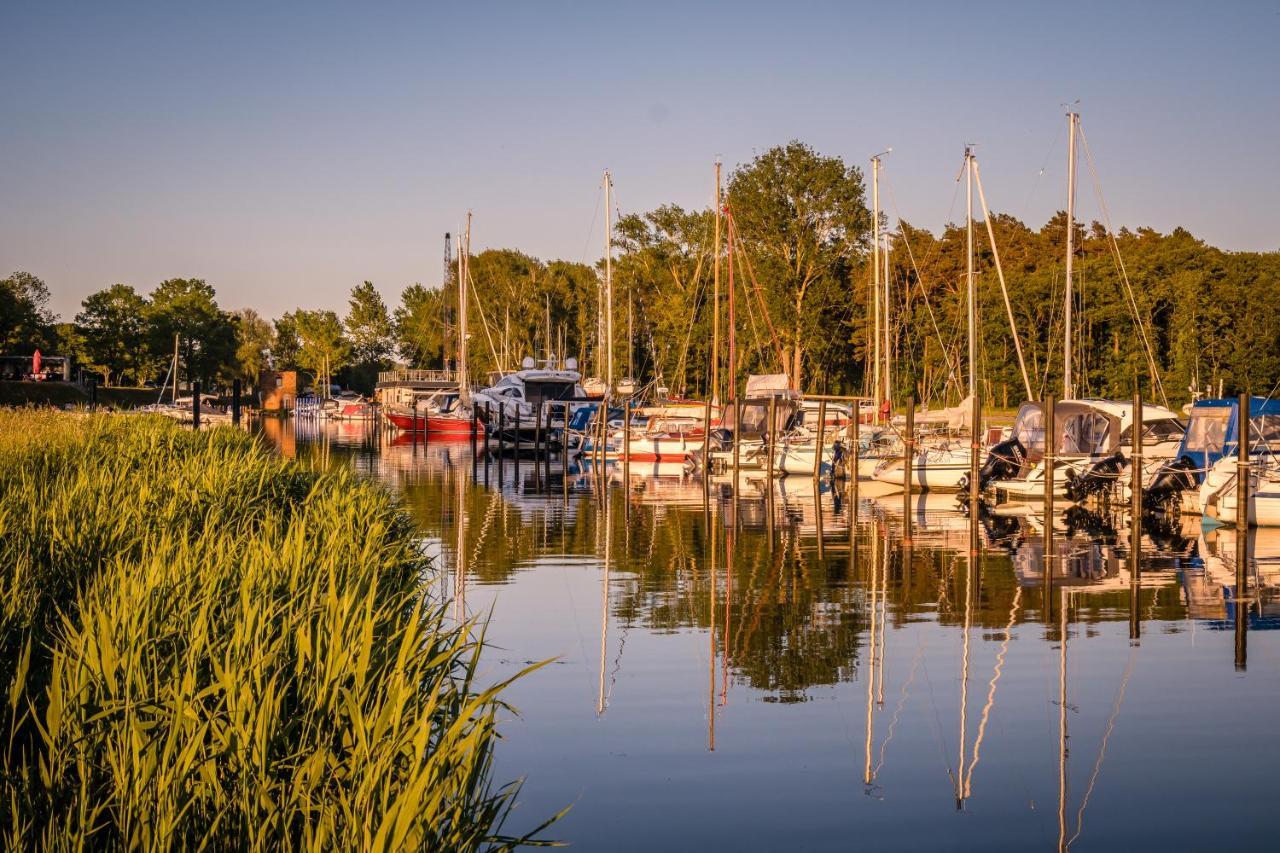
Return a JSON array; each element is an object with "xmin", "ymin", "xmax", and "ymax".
[
  {"xmin": 871, "ymin": 155, "xmax": 882, "ymax": 420},
  {"xmin": 712, "ymin": 160, "xmax": 722, "ymax": 404},
  {"xmin": 727, "ymin": 203, "xmax": 737, "ymax": 403},
  {"xmin": 1064, "ymin": 112, "xmax": 1079, "ymax": 399},
  {"xmin": 883, "ymin": 229, "xmax": 891, "ymax": 404},
  {"xmin": 966, "ymin": 147, "xmax": 977, "ymax": 401},
  {"xmin": 458, "ymin": 212, "xmax": 470, "ymax": 394},
  {"xmin": 604, "ymin": 170, "xmax": 615, "ymax": 391},
  {"xmin": 443, "ymin": 232, "xmax": 453, "ymax": 369}
]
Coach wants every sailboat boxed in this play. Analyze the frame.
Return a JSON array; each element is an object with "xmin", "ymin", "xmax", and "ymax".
[
  {"xmin": 874, "ymin": 148, "xmax": 992, "ymax": 492},
  {"xmin": 385, "ymin": 214, "xmax": 483, "ymax": 438}
]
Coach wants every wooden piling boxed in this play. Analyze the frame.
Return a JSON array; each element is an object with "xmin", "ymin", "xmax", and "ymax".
[
  {"xmin": 969, "ymin": 393, "xmax": 981, "ymax": 509},
  {"xmin": 902, "ymin": 395, "xmax": 914, "ymax": 546},
  {"xmin": 766, "ymin": 396, "xmax": 777, "ymax": 481},
  {"xmin": 1043, "ymin": 396, "xmax": 1055, "ymax": 618},
  {"xmin": 232, "ymin": 378, "xmax": 241, "ymax": 426},
  {"xmin": 1237, "ymin": 392, "xmax": 1250, "ymax": 596},
  {"xmin": 1129, "ymin": 392, "xmax": 1143, "ymax": 641},
  {"xmin": 702, "ymin": 393, "xmax": 713, "ymax": 492},
  {"xmin": 732, "ymin": 399, "xmax": 743, "ymax": 497},
  {"xmin": 623, "ymin": 395, "xmax": 631, "ymax": 482},
  {"xmin": 813, "ymin": 399, "xmax": 827, "ymax": 487},
  {"xmin": 192, "ymin": 381, "xmax": 201, "ymax": 430}
]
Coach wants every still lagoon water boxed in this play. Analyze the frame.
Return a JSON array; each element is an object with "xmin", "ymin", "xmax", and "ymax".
[{"xmin": 261, "ymin": 419, "xmax": 1280, "ymax": 851}]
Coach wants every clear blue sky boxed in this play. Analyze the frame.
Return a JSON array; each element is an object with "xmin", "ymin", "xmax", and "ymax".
[{"xmin": 2, "ymin": 1, "xmax": 1276, "ymax": 321}]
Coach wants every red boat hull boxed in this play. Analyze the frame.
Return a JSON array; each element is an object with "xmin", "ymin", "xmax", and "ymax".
[{"xmin": 385, "ymin": 411, "xmax": 483, "ymax": 437}]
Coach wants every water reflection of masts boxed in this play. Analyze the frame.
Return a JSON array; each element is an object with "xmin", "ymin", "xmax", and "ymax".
[
  {"xmin": 1058, "ymin": 588, "xmax": 1068, "ymax": 853},
  {"xmin": 956, "ymin": 516, "xmax": 974, "ymax": 810},
  {"xmin": 454, "ymin": 456, "xmax": 467, "ymax": 623},
  {"xmin": 863, "ymin": 522, "xmax": 890, "ymax": 792},
  {"xmin": 708, "ymin": 498, "xmax": 717, "ymax": 751},
  {"xmin": 597, "ymin": 479, "xmax": 612, "ymax": 717}
]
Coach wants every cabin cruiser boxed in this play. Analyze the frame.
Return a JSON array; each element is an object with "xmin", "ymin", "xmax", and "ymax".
[
  {"xmin": 684, "ymin": 374, "xmax": 798, "ymax": 474},
  {"xmin": 324, "ymin": 390, "xmax": 375, "ymax": 421},
  {"xmin": 597, "ymin": 400, "xmax": 718, "ymax": 465},
  {"xmin": 383, "ymin": 389, "xmax": 481, "ymax": 437},
  {"xmin": 1146, "ymin": 397, "xmax": 1280, "ymax": 516},
  {"xmin": 979, "ymin": 399, "xmax": 1184, "ymax": 502},
  {"xmin": 471, "ymin": 357, "xmax": 587, "ymax": 450}
]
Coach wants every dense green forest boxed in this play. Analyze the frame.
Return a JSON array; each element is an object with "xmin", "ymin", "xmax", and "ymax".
[{"xmin": 4, "ymin": 141, "xmax": 1277, "ymax": 405}]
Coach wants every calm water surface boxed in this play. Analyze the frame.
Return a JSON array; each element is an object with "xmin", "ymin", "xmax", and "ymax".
[{"xmin": 262, "ymin": 419, "xmax": 1280, "ymax": 851}]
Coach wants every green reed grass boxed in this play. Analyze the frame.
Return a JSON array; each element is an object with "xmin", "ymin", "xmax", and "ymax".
[{"xmin": 0, "ymin": 411, "xmax": 558, "ymax": 850}]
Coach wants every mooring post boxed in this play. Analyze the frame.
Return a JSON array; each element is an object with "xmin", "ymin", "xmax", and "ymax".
[
  {"xmin": 192, "ymin": 381, "xmax": 201, "ymax": 430},
  {"xmin": 232, "ymin": 378, "xmax": 241, "ymax": 426},
  {"xmin": 903, "ymin": 395, "xmax": 914, "ymax": 546},
  {"xmin": 766, "ymin": 396, "xmax": 777, "ymax": 481},
  {"xmin": 623, "ymin": 395, "xmax": 631, "ymax": 482},
  {"xmin": 1043, "ymin": 396, "xmax": 1056, "ymax": 619},
  {"xmin": 1237, "ymin": 392, "xmax": 1250, "ymax": 596},
  {"xmin": 732, "ymin": 398, "xmax": 743, "ymax": 497},
  {"xmin": 561, "ymin": 402, "xmax": 569, "ymax": 481},
  {"xmin": 850, "ymin": 400, "xmax": 860, "ymax": 499},
  {"xmin": 813, "ymin": 399, "xmax": 827, "ymax": 486},
  {"xmin": 88, "ymin": 378, "xmax": 97, "ymax": 411},
  {"xmin": 1129, "ymin": 392, "xmax": 1143, "ymax": 641},
  {"xmin": 702, "ymin": 393, "xmax": 713, "ymax": 493},
  {"xmin": 970, "ymin": 393, "xmax": 982, "ymax": 509}
]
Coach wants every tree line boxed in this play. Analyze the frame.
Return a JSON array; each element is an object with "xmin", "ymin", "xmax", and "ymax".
[{"xmin": 4, "ymin": 141, "xmax": 1277, "ymax": 404}]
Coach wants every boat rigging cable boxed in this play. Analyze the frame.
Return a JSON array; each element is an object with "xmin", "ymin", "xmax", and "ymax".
[
  {"xmin": 1077, "ymin": 125, "xmax": 1170, "ymax": 408},
  {"xmin": 883, "ymin": 170, "xmax": 965, "ymax": 403},
  {"xmin": 726, "ymin": 206, "xmax": 791, "ymax": 379}
]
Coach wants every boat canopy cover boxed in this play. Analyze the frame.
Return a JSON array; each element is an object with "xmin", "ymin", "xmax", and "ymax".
[
  {"xmin": 744, "ymin": 374, "xmax": 793, "ymax": 397},
  {"xmin": 916, "ymin": 394, "xmax": 975, "ymax": 431},
  {"xmin": 1177, "ymin": 396, "xmax": 1280, "ymax": 471},
  {"xmin": 1007, "ymin": 400, "xmax": 1120, "ymax": 462}
]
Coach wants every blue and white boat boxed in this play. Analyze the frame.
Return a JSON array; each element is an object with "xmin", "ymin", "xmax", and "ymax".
[{"xmin": 1147, "ymin": 396, "xmax": 1280, "ymax": 517}]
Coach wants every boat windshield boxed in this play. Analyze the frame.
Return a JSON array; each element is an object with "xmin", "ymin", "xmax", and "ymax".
[
  {"xmin": 1184, "ymin": 409, "xmax": 1231, "ymax": 454},
  {"xmin": 1060, "ymin": 411, "xmax": 1112, "ymax": 455},
  {"xmin": 1250, "ymin": 414, "xmax": 1280, "ymax": 447},
  {"xmin": 525, "ymin": 380, "xmax": 578, "ymax": 407},
  {"xmin": 1010, "ymin": 404, "xmax": 1045, "ymax": 456}
]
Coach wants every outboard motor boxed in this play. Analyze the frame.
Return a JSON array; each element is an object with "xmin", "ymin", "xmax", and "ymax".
[
  {"xmin": 977, "ymin": 436, "xmax": 1026, "ymax": 491},
  {"xmin": 1145, "ymin": 455, "xmax": 1199, "ymax": 506},
  {"xmin": 1064, "ymin": 451, "xmax": 1127, "ymax": 502}
]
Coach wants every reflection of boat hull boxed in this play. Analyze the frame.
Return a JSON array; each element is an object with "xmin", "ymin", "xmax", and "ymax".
[{"xmin": 385, "ymin": 411, "xmax": 483, "ymax": 437}]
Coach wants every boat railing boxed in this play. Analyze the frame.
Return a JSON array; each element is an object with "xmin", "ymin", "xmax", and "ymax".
[{"xmin": 377, "ymin": 368, "xmax": 458, "ymax": 385}]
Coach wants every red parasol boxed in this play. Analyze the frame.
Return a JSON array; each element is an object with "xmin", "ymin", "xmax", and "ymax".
[{"xmin": 31, "ymin": 349, "xmax": 42, "ymax": 377}]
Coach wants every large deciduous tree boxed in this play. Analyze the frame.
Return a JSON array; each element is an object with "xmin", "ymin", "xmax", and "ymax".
[
  {"xmin": 0, "ymin": 271, "xmax": 56, "ymax": 354},
  {"xmin": 727, "ymin": 142, "xmax": 871, "ymax": 389},
  {"xmin": 233, "ymin": 308, "xmax": 275, "ymax": 386},
  {"xmin": 75, "ymin": 284, "xmax": 151, "ymax": 385},
  {"xmin": 345, "ymin": 282, "xmax": 395, "ymax": 365},
  {"xmin": 146, "ymin": 278, "xmax": 237, "ymax": 388}
]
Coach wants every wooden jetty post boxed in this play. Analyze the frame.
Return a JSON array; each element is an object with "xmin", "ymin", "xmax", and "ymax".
[
  {"xmin": 813, "ymin": 399, "xmax": 827, "ymax": 486},
  {"xmin": 902, "ymin": 396, "xmax": 914, "ymax": 546},
  {"xmin": 850, "ymin": 400, "xmax": 860, "ymax": 500},
  {"xmin": 623, "ymin": 394, "xmax": 631, "ymax": 483},
  {"xmin": 703, "ymin": 393, "xmax": 713, "ymax": 492},
  {"xmin": 970, "ymin": 393, "xmax": 982, "ymax": 510},
  {"xmin": 192, "ymin": 381, "xmax": 201, "ymax": 430},
  {"xmin": 232, "ymin": 378, "xmax": 241, "ymax": 426},
  {"xmin": 732, "ymin": 398, "xmax": 743, "ymax": 498},
  {"xmin": 1236, "ymin": 393, "xmax": 1250, "ymax": 596},
  {"xmin": 1043, "ymin": 396, "xmax": 1056, "ymax": 619},
  {"xmin": 1130, "ymin": 391, "xmax": 1143, "ymax": 641},
  {"xmin": 766, "ymin": 396, "xmax": 777, "ymax": 481}
]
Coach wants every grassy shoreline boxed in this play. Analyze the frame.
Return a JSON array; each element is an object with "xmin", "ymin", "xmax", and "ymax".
[{"xmin": 0, "ymin": 411, "xmax": 553, "ymax": 849}]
